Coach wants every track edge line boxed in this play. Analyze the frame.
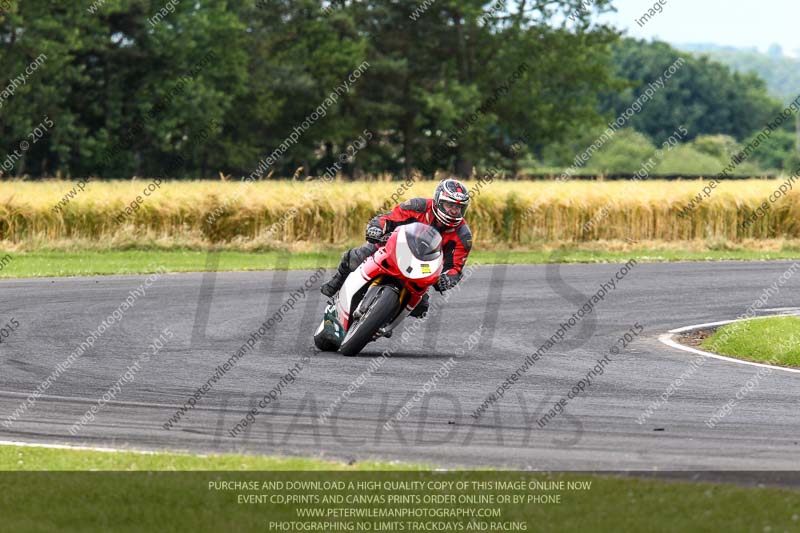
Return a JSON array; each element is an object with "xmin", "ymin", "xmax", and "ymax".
[{"xmin": 659, "ymin": 316, "xmax": 800, "ymax": 375}]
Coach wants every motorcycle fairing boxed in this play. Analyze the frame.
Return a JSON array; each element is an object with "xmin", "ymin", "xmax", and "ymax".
[
  {"xmin": 313, "ymin": 301, "xmax": 346, "ymax": 348},
  {"xmin": 316, "ymin": 222, "xmax": 446, "ymax": 351},
  {"xmin": 336, "ymin": 260, "xmax": 374, "ymax": 330}
]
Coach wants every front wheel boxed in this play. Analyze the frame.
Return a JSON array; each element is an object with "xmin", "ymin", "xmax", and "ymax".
[{"xmin": 340, "ymin": 287, "xmax": 400, "ymax": 356}]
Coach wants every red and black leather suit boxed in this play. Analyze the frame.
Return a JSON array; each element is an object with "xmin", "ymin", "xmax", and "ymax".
[{"xmin": 323, "ymin": 197, "xmax": 473, "ymax": 314}]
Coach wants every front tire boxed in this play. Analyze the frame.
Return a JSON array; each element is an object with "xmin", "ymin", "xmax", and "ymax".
[{"xmin": 340, "ymin": 288, "xmax": 400, "ymax": 356}]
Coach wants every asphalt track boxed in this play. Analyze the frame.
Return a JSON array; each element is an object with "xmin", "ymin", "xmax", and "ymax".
[{"xmin": 2, "ymin": 261, "xmax": 800, "ymax": 472}]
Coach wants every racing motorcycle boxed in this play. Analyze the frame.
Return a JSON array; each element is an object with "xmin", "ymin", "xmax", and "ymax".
[{"xmin": 314, "ymin": 222, "xmax": 443, "ymax": 356}]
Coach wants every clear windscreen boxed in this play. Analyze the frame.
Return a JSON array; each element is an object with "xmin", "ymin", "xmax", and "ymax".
[{"xmin": 404, "ymin": 223, "xmax": 442, "ymax": 261}]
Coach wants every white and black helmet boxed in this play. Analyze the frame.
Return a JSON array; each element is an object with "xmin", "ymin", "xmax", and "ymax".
[{"xmin": 432, "ymin": 178, "xmax": 470, "ymax": 227}]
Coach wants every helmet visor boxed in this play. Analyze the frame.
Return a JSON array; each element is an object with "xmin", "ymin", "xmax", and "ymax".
[{"xmin": 440, "ymin": 200, "xmax": 467, "ymax": 218}]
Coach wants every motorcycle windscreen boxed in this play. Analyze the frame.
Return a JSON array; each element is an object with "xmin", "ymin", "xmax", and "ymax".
[
  {"xmin": 395, "ymin": 223, "xmax": 443, "ymax": 280},
  {"xmin": 404, "ymin": 223, "xmax": 442, "ymax": 261}
]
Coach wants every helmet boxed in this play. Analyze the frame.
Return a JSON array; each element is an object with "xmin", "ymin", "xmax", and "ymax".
[{"xmin": 432, "ymin": 178, "xmax": 470, "ymax": 227}]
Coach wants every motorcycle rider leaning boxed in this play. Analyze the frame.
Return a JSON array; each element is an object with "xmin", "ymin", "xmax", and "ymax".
[{"xmin": 320, "ymin": 178, "xmax": 473, "ymax": 318}]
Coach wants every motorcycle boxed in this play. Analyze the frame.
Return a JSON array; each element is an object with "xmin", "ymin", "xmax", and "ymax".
[{"xmin": 314, "ymin": 222, "xmax": 443, "ymax": 356}]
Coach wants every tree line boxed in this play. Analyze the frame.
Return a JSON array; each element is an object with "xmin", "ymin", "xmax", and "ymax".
[{"xmin": 0, "ymin": 0, "xmax": 792, "ymax": 180}]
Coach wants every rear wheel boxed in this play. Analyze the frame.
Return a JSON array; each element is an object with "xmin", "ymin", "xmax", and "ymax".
[{"xmin": 340, "ymin": 288, "xmax": 400, "ymax": 356}]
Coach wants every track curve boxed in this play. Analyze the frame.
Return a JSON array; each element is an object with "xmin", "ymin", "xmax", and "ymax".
[{"xmin": 1, "ymin": 261, "xmax": 799, "ymax": 470}]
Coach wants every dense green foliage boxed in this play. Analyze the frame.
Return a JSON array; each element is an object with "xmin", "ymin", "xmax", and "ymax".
[
  {"xmin": 538, "ymin": 39, "xmax": 797, "ymax": 175},
  {"xmin": 602, "ymin": 39, "xmax": 782, "ymax": 145},
  {"xmin": 0, "ymin": 1, "xmax": 793, "ymax": 179},
  {"xmin": 679, "ymin": 43, "xmax": 800, "ymax": 104}
]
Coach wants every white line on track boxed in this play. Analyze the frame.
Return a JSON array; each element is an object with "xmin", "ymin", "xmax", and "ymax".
[
  {"xmin": 659, "ymin": 315, "xmax": 800, "ymax": 375},
  {"xmin": 759, "ymin": 307, "xmax": 800, "ymax": 313},
  {"xmin": 0, "ymin": 439, "xmax": 167, "ymax": 455}
]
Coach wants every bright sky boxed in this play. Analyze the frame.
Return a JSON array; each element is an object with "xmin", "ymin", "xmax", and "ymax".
[{"xmin": 597, "ymin": 0, "xmax": 800, "ymax": 56}]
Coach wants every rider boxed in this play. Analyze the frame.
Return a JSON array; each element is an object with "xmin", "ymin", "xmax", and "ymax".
[{"xmin": 320, "ymin": 178, "xmax": 473, "ymax": 318}]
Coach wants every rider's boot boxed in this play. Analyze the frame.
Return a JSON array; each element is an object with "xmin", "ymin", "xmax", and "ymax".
[
  {"xmin": 321, "ymin": 270, "xmax": 345, "ymax": 297},
  {"xmin": 409, "ymin": 293, "xmax": 430, "ymax": 318},
  {"xmin": 321, "ymin": 243, "xmax": 377, "ymax": 298}
]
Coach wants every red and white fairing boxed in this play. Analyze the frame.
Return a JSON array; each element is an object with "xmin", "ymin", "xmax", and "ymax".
[{"xmin": 336, "ymin": 223, "xmax": 443, "ymax": 331}]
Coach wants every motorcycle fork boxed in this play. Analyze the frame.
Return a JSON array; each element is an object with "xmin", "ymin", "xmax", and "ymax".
[
  {"xmin": 376, "ymin": 285, "xmax": 414, "ymax": 338},
  {"xmin": 354, "ymin": 278, "xmax": 408, "ymax": 326}
]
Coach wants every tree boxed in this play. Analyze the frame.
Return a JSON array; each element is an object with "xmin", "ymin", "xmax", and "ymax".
[{"xmin": 602, "ymin": 38, "xmax": 783, "ymax": 146}]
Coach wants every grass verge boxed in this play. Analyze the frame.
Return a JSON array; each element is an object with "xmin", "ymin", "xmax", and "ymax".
[
  {"xmin": 1, "ymin": 445, "xmax": 800, "ymax": 532},
  {"xmin": 0, "ymin": 445, "xmax": 417, "ymax": 471},
  {"xmin": 701, "ymin": 316, "xmax": 800, "ymax": 367},
  {"xmin": 1, "ymin": 247, "xmax": 800, "ymax": 278}
]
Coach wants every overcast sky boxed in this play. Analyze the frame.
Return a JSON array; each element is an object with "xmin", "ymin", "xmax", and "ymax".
[{"xmin": 597, "ymin": 0, "xmax": 800, "ymax": 56}]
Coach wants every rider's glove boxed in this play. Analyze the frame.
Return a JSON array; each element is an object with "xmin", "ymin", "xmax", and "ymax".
[
  {"xmin": 434, "ymin": 273, "xmax": 459, "ymax": 293},
  {"xmin": 366, "ymin": 225, "xmax": 387, "ymax": 244}
]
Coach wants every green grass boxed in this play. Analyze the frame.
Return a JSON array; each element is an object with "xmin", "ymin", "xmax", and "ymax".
[
  {"xmin": 1, "ymin": 247, "xmax": 799, "ymax": 278},
  {"xmin": 702, "ymin": 316, "xmax": 800, "ymax": 367},
  {"xmin": 2, "ymin": 445, "xmax": 800, "ymax": 532},
  {"xmin": 0, "ymin": 250, "xmax": 338, "ymax": 278},
  {"xmin": 0, "ymin": 445, "xmax": 419, "ymax": 471}
]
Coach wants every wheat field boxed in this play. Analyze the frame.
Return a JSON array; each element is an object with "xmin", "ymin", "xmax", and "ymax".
[{"xmin": 1, "ymin": 178, "xmax": 798, "ymax": 249}]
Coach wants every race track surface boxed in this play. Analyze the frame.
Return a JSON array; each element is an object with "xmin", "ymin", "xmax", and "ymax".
[{"xmin": 2, "ymin": 261, "xmax": 799, "ymax": 471}]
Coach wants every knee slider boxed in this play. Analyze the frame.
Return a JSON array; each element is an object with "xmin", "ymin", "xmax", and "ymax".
[{"xmin": 347, "ymin": 249, "xmax": 363, "ymax": 270}]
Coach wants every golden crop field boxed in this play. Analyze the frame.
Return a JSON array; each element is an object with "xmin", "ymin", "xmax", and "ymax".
[{"xmin": 1, "ymin": 178, "xmax": 798, "ymax": 249}]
